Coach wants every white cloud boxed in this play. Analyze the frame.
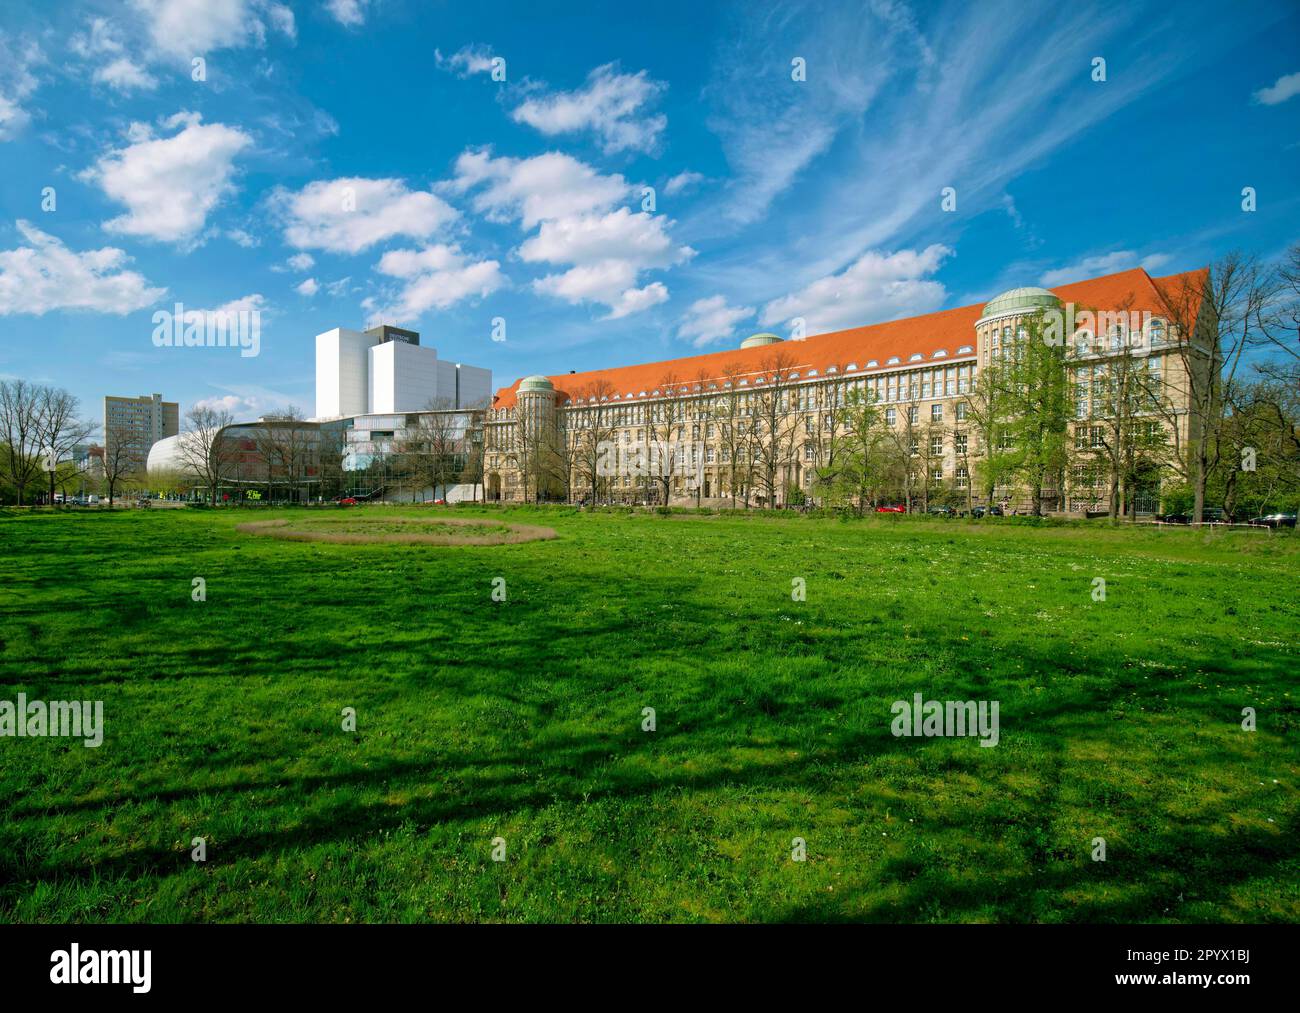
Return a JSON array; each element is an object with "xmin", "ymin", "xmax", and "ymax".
[
  {"xmin": 446, "ymin": 148, "xmax": 690, "ymax": 319},
  {"xmin": 663, "ymin": 171, "xmax": 704, "ymax": 197},
  {"xmin": 80, "ymin": 111, "xmax": 252, "ymax": 245},
  {"xmin": 0, "ymin": 35, "xmax": 41, "ymax": 141},
  {"xmin": 370, "ymin": 243, "xmax": 505, "ymax": 321},
  {"xmin": 434, "ymin": 44, "xmax": 497, "ymax": 78},
  {"xmin": 272, "ymin": 177, "xmax": 459, "ymax": 254},
  {"xmin": 518, "ymin": 207, "xmax": 690, "ymax": 272},
  {"xmin": 511, "ymin": 63, "xmax": 667, "ymax": 154},
  {"xmin": 295, "ymin": 277, "xmax": 319, "ymax": 296},
  {"xmin": 442, "ymin": 148, "xmax": 629, "ymax": 228},
  {"xmin": 226, "ymin": 228, "xmax": 259, "ymax": 248},
  {"xmin": 1252, "ymin": 71, "xmax": 1300, "ymax": 106},
  {"xmin": 677, "ymin": 295, "xmax": 755, "ymax": 347},
  {"xmin": 0, "ymin": 220, "xmax": 166, "ymax": 315},
  {"xmin": 180, "ymin": 293, "xmax": 268, "ymax": 325},
  {"xmin": 193, "ymin": 383, "xmax": 295, "ymax": 418},
  {"xmin": 70, "ymin": 19, "xmax": 159, "ymax": 92},
  {"xmin": 129, "ymin": 0, "xmax": 295, "ymax": 59},
  {"xmin": 326, "ymin": 0, "xmax": 369, "ymax": 27},
  {"xmin": 1038, "ymin": 250, "xmax": 1172, "ymax": 288},
  {"xmin": 99, "ymin": 58, "xmax": 159, "ymax": 91},
  {"xmin": 287, "ymin": 252, "xmax": 314, "ymax": 271},
  {"xmin": 761, "ymin": 245, "xmax": 951, "ymax": 334},
  {"xmin": 607, "ymin": 283, "xmax": 669, "ymax": 320}
]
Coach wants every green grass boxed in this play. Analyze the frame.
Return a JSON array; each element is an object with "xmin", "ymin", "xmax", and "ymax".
[{"xmin": 1, "ymin": 505, "xmax": 1297, "ymax": 923}]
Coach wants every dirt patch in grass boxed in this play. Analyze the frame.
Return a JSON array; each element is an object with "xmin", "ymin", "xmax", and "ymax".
[{"xmin": 236, "ymin": 516, "xmax": 558, "ymax": 546}]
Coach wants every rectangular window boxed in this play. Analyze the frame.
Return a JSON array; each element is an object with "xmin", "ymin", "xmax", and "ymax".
[
  {"xmin": 956, "ymin": 403, "xmax": 968, "ymax": 422},
  {"xmin": 930, "ymin": 435, "xmax": 943, "ymax": 455},
  {"xmin": 954, "ymin": 432, "xmax": 967, "ymax": 454},
  {"xmin": 931, "ymin": 404, "xmax": 943, "ymax": 422},
  {"xmin": 908, "ymin": 406, "xmax": 919, "ymax": 425},
  {"xmin": 886, "ymin": 407, "xmax": 897, "ymax": 426}
]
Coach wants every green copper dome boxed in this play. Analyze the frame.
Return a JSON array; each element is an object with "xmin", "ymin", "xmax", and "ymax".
[
  {"xmin": 517, "ymin": 374, "xmax": 555, "ymax": 393},
  {"xmin": 981, "ymin": 287, "xmax": 1061, "ymax": 318},
  {"xmin": 740, "ymin": 332, "xmax": 784, "ymax": 349}
]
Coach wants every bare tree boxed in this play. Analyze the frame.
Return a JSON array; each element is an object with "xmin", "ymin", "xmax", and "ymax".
[
  {"xmin": 31, "ymin": 387, "xmax": 95, "ymax": 507},
  {"xmin": 709, "ymin": 363, "xmax": 751, "ymax": 508},
  {"xmin": 1256, "ymin": 241, "xmax": 1300, "ymax": 386},
  {"xmin": 1158, "ymin": 253, "xmax": 1274, "ymax": 522},
  {"xmin": 177, "ymin": 405, "xmax": 237, "ymax": 505},
  {"xmin": 102, "ymin": 424, "xmax": 144, "ymax": 507},
  {"xmin": 0, "ymin": 379, "xmax": 45, "ymax": 506},
  {"xmin": 749, "ymin": 350, "xmax": 800, "ymax": 508},
  {"xmin": 646, "ymin": 370, "xmax": 687, "ymax": 506},
  {"xmin": 572, "ymin": 379, "xmax": 618, "ymax": 505}
]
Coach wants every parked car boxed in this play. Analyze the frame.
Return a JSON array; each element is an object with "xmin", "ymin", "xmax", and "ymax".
[
  {"xmin": 1159, "ymin": 512, "xmax": 1191, "ymax": 524},
  {"xmin": 1247, "ymin": 513, "xmax": 1296, "ymax": 528},
  {"xmin": 927, "ymin": 505, "xmax": 955, "ymax": 516},
  {"xmin": 336, "ymin": 497, "xmax": 358, "ymax": 507},
  {"xmin": 874, "ymin": 504, "xmax": 905, "ymax": 513},
  {"xmin": 87, "ymin": 495, "xmax": 100, "ymax": 505},
  {"xmin": 970, "ymin": 505, "xmax": 1003, "ymax": 518}
]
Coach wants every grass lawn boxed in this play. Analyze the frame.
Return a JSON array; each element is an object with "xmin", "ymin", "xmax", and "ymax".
[{"xmin": 1, "ymin": 505, "xmax": 1297, "ymax": 923}]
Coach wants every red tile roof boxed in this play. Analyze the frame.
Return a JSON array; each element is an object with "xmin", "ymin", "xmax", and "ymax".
[{"xmin": 492, "ymin": 267, "xmax": 1207, "ymax": 409}]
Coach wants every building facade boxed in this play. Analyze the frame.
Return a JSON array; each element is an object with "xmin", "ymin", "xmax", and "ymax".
[
  {"xmin": 146, "ymin": 408, "xmax": 486, "ymax": 503},
  {"xmin": 314, "ymin": 324, "xmax": 492, "ymax": 419},
  {"xmin": 484, "ymin": 268, "xmax": 1206, "ymax": 513},
  {"xmin": 103, "ymin": 393, "xmax": 179, "ymax": 472}
]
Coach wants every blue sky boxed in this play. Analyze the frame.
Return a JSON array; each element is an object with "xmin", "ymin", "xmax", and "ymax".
[{"xmin": 0, "ymin": 0, "xmax": 1297, "ymax": 422}]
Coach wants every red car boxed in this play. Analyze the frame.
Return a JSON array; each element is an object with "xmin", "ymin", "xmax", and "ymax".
[
  {"xmin": 336, "ymin": 497, "xmax": 358, "ymax": 507},
  {"xmin": 874, "ymin": 504, "xmax": 906, "ymax": 513}
]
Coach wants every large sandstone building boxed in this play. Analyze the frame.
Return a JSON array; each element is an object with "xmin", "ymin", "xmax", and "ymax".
[{"xmin": 485, "ymin": 268, "xmax": 1207, "ymax": 513}]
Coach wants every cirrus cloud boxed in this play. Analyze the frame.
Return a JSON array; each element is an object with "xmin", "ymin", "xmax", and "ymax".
[{"xmin": 511, "ymin": 63, "xmax": 667, "ymax": 154}]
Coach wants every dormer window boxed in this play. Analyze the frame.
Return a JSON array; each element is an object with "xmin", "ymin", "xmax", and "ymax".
[
  {"xmin": 825, "ymin": 366, "xmax": 837, "ymax": 374},
  {"xmin": 932, "ymin": 349, "xmax": 947, "ymax": 359},
  {"xmin": 887, "ymin": 356, "xmax": 901, "ymax": 365},
  {"xmin": 957, "ymin": 344, "xmax": 973, "ymax": 354},
  {"xmin": 847, "ymin": 362, "xmax": 858, "ymax": 371},
  {"xmin": 866, "ymin": 359, "xmax": 878, "ymax": 368},
  {"xmin": 908, "ymin": 353, "xmax": 923, "ymax": 362}
]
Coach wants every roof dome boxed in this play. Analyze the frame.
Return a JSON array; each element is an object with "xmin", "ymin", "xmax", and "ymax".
[
  {"xmin": 981, "ymin": 287, "xmax": 1061, "ymax": 319},
  {"xmin": 740, "ymin": 332, "xmax": 784, "ymax": 349},
  {"xmin": 517, "ymin": 374, "xmax": 555, "ymax": 393}
]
